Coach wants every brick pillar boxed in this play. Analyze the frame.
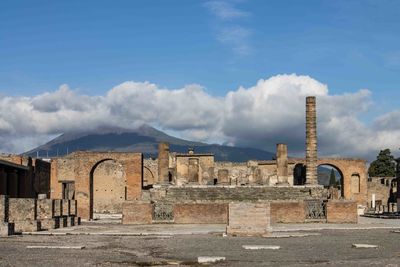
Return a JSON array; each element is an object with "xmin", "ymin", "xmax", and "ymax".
[
  {"xmin": 157, "ymin": 142, "xmax": 170, "ymax": 184},
  {"xmin": 276, "ymin": 144, "xmax": 288, "ymax": 184},
  {"xmin": 305, "ymin": 96, "xmax": 318, "ymax": 185},
  {"xmin": 0, "ymin": 168, "xmax": 7, "ymax": 195},
  {"xmin": 396, "ymin": 158, "xmax": 400, "ymax": 212}
]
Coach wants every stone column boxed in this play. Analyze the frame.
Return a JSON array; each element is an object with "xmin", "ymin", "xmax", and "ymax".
[
  {"xmin": 0, "ymin": 168, "xmax": 7, "ymax": 195},
  {"xmin": 157, "ymin": 142, "xmax": 170, "ymax": 184},
  {"xmin": 276, "ymin": 143, "xmax": 289, "ymax": 185},
  {"xmin": 305, "ymin": 96, "xmax": 318, "ymax": 185}
]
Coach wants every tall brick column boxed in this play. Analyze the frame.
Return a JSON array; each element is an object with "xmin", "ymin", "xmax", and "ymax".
[
  {"xmin": 396, "ymin": 158, "xmax": 400, "ymax": 212},
  {"xmin": 157, "ymin": 142, "xmax": 170, "ymax": 184},
  {"xmin": 276, "ymin": 143, "xmax": 288, "ymax": 185},
  {"xmin": 305, "ymin": 96, "xmax": 318, "ymax": 185}
]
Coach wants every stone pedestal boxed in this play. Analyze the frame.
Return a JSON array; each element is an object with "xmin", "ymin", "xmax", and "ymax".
[{"xmin": 226, "ymin": 202, "xmax": 271, "ymax": 236}]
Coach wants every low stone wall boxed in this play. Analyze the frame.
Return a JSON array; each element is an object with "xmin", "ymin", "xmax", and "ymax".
[
  {"xmin": 122, "ymin": 202, "xmax": 153, "ymax": 224},
  {"xmin": 0, "ymin": 196, "xmax": 80, "ymax": 235},
  {"xmin": 326, "ymin": 200, "xmax": 358, "ymax": 223},
  {"xmin": 226, "ymin": 202, "xmax": 271, "ymax": 236},
  {"xmin": 173, "ymin": 203, "xmax": 228, "ymax": 224},
  {"xmin": 151, "ymin": 186, "xmax": 326, "ymax": 202},
  {"xmin": 122, "ymin": 199, "xmax": 358, "ymax": 225},
  {"xmin": 270, "ymin": 201, "xmax": 306, "ymax": 223}
]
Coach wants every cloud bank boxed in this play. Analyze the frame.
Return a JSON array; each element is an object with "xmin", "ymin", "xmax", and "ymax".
[{"xmin": 0, "ymin": 74, "xmax": 399, "ymax": 161}]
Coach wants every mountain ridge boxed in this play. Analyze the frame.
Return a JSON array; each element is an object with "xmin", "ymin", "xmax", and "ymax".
[{"xmin": 24, "ymin": 125, "xmax": 275, "ymax": 162}]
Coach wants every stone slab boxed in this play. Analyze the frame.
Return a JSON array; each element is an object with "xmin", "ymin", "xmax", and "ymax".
[
  {"xmin": 242, "ymin": 245, "xmax": 280, "ymax": 250},
  {"xmin": 40, "ymin": 218, "xmax": 59, "ymax": 230},
  {"xmin": 37, "ymin": 199, "xmax": 54, "ymax": 220},
  {"xmin": 14, "ymin": 220, "xmax": 41, "ymax": 233},
  {"xmin": 197, "ymin": 256, "xmax": 225, "ymax": 263},
  {"xmin": 0, "ymin": 222, "xmax": 14, "ymax": 236},
  {"xmin": 26, "ymin": 245, "xmax": 85, "ymax": 249},
  {"xmin": 53, "ymin": 199, "xmax": 62, "ymax": 216},
  {"xmin": 352, "ymin": 244, "xmax": 378, "ymax": 248},
  {"xmin": 62, "ymin": 200, "xmax": 70, "ymax": 216},
  {"xmin": 8, "ymin": 198, "xmax": 37, "ymax": 222}
]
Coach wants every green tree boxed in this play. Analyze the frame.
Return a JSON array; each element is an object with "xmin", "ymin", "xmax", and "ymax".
[
  {"xmin": 329, "ymin": 169, "xmax": 336, "ymax": 187},
  {"xmin": 368, "ymin": 149, "xmax": 396, "ymax": 177}
]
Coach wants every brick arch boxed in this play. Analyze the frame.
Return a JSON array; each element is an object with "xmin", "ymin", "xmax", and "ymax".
[
  {"xmin": 143, "ymin": 166, "xmax": 155, "ymax": 186},
  {"xmin": 67, "ymin": 151, "xmax": 143, "ymax": 220},
  {"xmin": 317, "ymin": 163, "xmax": 344, "ymax": 197},
  {"xmin": 290, "ymin": 158, "xmax": 368, "ymax": 205}
]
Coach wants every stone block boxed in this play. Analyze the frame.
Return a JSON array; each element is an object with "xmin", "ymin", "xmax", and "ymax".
[
  {"xmin": 0, "ymin": 195, "xmax": 9, "ymax": 222},
  {"xmin": 62, "ymin": 199, "xmax": 70, "ymax": 216},
  {"xmin": 8, "ymin": 198, "xmax": 36, "ymax": 222},
  {"xmin": 53, "ymin": 199, "xmax": 62, "ymax": 216},
  {"xmin": 14, "ymin": 220, "xmax": 41, "ymax": 233},
  {"xmin": 122, "ymin": 202, "xmax": 152, "ymax": 224},
  {"xmin": 67, "ymin": 216, "xmax": 75, "ymax": 227},
  {"xmin": 227, "ymin": 202, "xmax": 271, "ymax": 236},
  {"xmin": 0, "ymin": 222, "xmax": 14, "ymax": 236},
  {"xmin": 37, "ymin": 199, "xmax": 54, "ymax": 220},
  {"xmin": 40, "ymin": 218, "xmax": 59, "ymax": 230},
  {"xmin": 173, "ymin": 203, "xmax": 228, "ymax": 224},
  {"xmin": 59, "ymin": 216, "xmax": 68, "ymax": 228},
  {"xmin": 74, "ymin": 216, "xmax": 81, "ymax": 226},
  {"xmin": 69, "ymin": 200, "xmax": 77, "ymax": 216},
  {"xmin": 326, "ymin": 200, "xmax": 358, "ymax": 223}
]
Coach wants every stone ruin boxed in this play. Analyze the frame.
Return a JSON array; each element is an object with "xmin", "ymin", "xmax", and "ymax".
[{"xmin": 1, "ymin": 96, "xmax": 397, "ymax": 236}]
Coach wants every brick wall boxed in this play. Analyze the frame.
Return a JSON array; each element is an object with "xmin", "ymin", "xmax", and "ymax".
[
  {"xmin": 173, "ymin": 203, "xmax": 228, "ymax": 224},
  {"xmin": 122, "ymin": 202, "xmax": 152, "ymax": 224},
  {"xmin": 326, "ymin": 200, "xmax": 357, "ymax": 223},
  {"xmin": 270, "ymin": 201, "xmax": 305, "ymax": 223}
]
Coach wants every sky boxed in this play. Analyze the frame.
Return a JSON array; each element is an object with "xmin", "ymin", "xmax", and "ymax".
[{"xmin": 0, "ymin": 0, "xmax": 400, "ymax": 161}]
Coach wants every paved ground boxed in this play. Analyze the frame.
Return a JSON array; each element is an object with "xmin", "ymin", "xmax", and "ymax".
[{"xmin": 0, "ymin": 217, "xmax": 399, "ymax": 266}]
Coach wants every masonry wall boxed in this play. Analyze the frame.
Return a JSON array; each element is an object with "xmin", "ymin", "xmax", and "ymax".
[
  {"xmin": 122, "ymin": 202, "xmax": 152, "ymax": 224},
  {"xmin": 326, "ymin": 200, "xmax": 358, "ymax": 223},
  {"xmin": 367, "ymin": 177, "xmax": 396, "ymax": 207},
  {"xmin": 270, "ymin": 201, "xmax": 306, "ymax": 223},
  {"xmin": 173, "ymin": 203, "xmax": 228, "ymax": 224},
  {"xmin": 51, "ymin": 151, "xmax": 143, "ymax": 220}
]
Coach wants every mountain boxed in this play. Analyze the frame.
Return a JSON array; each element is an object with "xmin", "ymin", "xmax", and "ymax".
[{"xmin": 24, "ymin": 125, "xmax": 275, "ymax": 162}]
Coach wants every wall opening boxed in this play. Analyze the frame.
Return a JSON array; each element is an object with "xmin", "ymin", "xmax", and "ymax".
[
  {"xmin": 317, "ymin": 164, "xmax": 344, "ymax": 198},
  {"xmin": 89, "ymin": 159, "xmax": 125, "ymax": 221},
  {"xmin": 293, "ymin": 163, "xmax": 306, "ymax": 185}
]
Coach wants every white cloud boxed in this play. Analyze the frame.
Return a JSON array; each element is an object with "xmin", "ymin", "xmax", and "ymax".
[
  {"xmin": 217, "ymin": 26, "xmax": 252, "ymax": 55},
  {"xmin": 0, "ymin": 74, "xmax": 399, "ymax": 161},
  {"xmin": 205, "ymin": 1, "xmax": 249, "ymax": 20},
  {"xmin": 205, "ymin": 1, "xmax": 253, "ymax": 56}
]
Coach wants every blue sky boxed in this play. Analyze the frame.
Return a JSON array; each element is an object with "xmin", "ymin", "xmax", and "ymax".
[{"xmin": 0, "ymin": 0, "xmax": 399, "ymax": 158}]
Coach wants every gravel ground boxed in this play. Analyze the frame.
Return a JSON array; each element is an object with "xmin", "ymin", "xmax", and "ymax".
[{"xmin": 0, "ymin": 229, "xmax": 399, "ymax": 266}]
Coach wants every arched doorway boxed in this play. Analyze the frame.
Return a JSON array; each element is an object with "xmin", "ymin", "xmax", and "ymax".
[
  {"xmin": 317, "ymin": 164, "xmax": 344, "ymax": 198},
  {"xmin": 143, "ymin": 166, "xmax": 155, "ymax": 188},
  {"xmin": 293, "ymin": 163, "xmax": 306, "ymax": 185},
  {"xmin": 89, "ymin": 159, "xmax": 126, "ymax": 220}
]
